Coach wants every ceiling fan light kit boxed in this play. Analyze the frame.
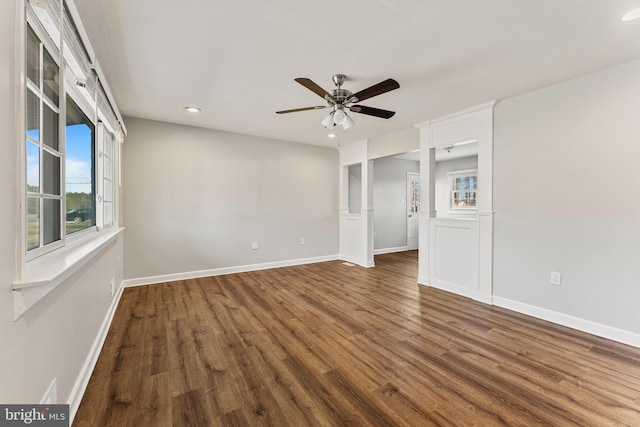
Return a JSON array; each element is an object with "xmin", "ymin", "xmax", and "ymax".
[
  {"xmin": 321, "ymin": 112, "xmax": 335, "ymax": 129},
  {"xmin": 277, "ymin": 74, "xmax": 399, "ymax": 131},
  {"xmin": 343, "ymin": 113, "xmax": 355, "ymax": 130},
  {"xmin": 333, "ymin": 107, "xmax": 346, "ymax": 125}
]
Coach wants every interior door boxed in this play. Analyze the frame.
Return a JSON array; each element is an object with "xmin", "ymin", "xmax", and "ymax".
[{"xmin": 407, "ymin": 172, "xmax": 420, "ymax": 250}]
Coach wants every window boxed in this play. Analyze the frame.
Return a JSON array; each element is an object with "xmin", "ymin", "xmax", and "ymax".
[
  {"xmin": 23, "ymin": 4, "xmax": 121, "ymax": 260},
  {"xmin": 15, "ymin": 2, "xmax": 126, "ymax": 318},
  {"xmin": 26, "ymin": 24, "xmax": 62, "ymax": 253},
  {"xmin": 97, "ymin": 123, "xmax": 115, "ymax": 228},
  {"xmin": 449, "ymin": 169, "xmax": 477, "ymax": 210},
  {"xmin": 65, "ymin": 95, "xmax": 96, "ymax": 235}
]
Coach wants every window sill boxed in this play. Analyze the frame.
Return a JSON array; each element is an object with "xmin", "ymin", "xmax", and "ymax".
[{"xmin": 12, "ymin": 227, "xmax": 124, "ymax": 320}]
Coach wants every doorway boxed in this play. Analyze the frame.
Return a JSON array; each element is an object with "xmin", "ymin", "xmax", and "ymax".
[{"xmin": 372, "ymin": 152, "xmax": 420, "ymax": 255}]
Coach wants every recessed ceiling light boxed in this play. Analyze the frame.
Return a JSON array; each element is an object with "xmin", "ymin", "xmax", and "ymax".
[
  {"xmin": 185, "ymin": 106, "xmax": 201, "ymax": 113},
  {"xmin": 327, "ymin": 133, "xmax": 337, "ymax": 138},
  {"xmin": 622, "ymin": 8, "xmax": 640, "ymax": 21}
]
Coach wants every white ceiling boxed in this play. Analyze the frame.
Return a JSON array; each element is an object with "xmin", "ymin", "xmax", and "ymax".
[{"xmin": 74, "ymin": 0, "xmax": 640, "ymax": 148}]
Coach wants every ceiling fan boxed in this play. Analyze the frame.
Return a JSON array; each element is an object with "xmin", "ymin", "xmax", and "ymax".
[{"xmin": 276, "ymin": 74, "xmax": 399, "ymax": 130}]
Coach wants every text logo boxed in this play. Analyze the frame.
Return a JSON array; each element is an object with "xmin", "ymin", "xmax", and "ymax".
[{"xmin": 0, "ymin": 405, "xmax": 68, "ymax": 427}]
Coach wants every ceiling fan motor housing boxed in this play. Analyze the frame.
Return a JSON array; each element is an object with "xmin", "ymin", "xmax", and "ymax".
[
  {"xmin": 332, "ymin": 74, "xmax": 347, "ymax": 87},
  {"xmin": 327, "ymin": 88, "xmax": 353, "ymax": 105}
]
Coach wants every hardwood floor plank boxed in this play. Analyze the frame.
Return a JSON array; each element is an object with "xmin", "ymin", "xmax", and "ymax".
[
  {"xmin": 74, "ymin": 251, "xmax": 640, "ymax": 426},
  {"xmin": 171, "ymin": 389, "xmax": 217, "ymax": 427}
]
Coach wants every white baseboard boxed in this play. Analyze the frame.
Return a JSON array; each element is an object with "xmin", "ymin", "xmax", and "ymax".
[
  {"xmin": 123, "ymin": 254, "xmax": 340, "ymax": 288},
  {"xmin": 373, "ymin": 246, "xmax": 409, "ymax": 255},
  {"xmin": 493, "ymin": 296, "xmax": 640, "ymax": 349},
  {"xmin": 421, "ymin": 279, "xmax": 493, "ymax": 305},
  {"xmin": 419, "ymin": 281, "xmax": 639, "ymax": 348},
  {"xmin": 68, "ymin": 280, "xmax": 125, "ymax": 424}
]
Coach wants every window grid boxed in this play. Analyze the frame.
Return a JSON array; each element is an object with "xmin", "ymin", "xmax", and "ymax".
[
  {"xmin": 449, "ymin": 169, "xmax": 478, "ymax": 210},
  {"xmin": 99, "ymin": 124, "xmax": 115, "ymax": 228},
  {"xmin": 26, "ymin": 24, "xmax": 63, "ymax": 253},
  {"xmin": 23, "ymin": 4, "xmax": 121, "ymax": 263}
]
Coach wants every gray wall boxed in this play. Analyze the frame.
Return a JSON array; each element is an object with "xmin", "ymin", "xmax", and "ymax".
[
  {"xmin": 435, "ymin": 156, "xmax": 478, "ymax": 217},
  {"xmin": 348, "ymin": 163, "xmax": 362, "ymax": 214},
  {"xmin": 493, "ymin": 59, "xmax": 640, "ymax": 333},
  {"xmin": 368, "ymin": 127, "xmax": 419, "ymax": 160},
  {"xmin": 373, "ymin": 156, "xmax": 420, "ymax": 250},
  {"xmin": 123, "ymin": 117, "xmax": 339, "ymax": 279},
  {"xmin": 0, "ymin": 1, "xmax": 124, "ymax": 404}
]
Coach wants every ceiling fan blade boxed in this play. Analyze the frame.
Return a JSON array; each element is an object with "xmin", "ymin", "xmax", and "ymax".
[
  {"xmin": 349, "ymin": 105, "xmax": 396, "ymax": 119},
  {"xmin": 348, "ymin": 78, "xmax": 399, "ymax": 102},
  {"xmin": 276, "ymin": 106, "xmax": 328, "ymax": 114},
  {"xmin": 295, "ymin": 78, "xmax": 335, "ymax": 101}
]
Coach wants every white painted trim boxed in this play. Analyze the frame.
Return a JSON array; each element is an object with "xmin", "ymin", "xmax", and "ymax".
[
  {"xmin": 374, "ymin": 246, "xmax": 409, "ymax": 255},
  {"xmin": 339, "ymin": 254, "xmax": 360, "ymax": 265},
  {"xmin": 68, "ymin": 279, "xmax": 125, "ymax": 424},
  {"xmin": 493, "ymin": 296, "xmax": 640, "ymax": 349},
  {"xmin": 418, "ymin": 281, "xmax": 637, "ymax": 348},
  {"xmin": 122, "ymin": 254, "xmax": 340, "ymax": 288},
  {"xmin": 418, "ymin": 276, "xmax": 493, "ymax": 305},
  {"xmin": 427, "ymin": 279, "xmax": 491, "ymax": 304},
  {"xmin": 337, "ymin": 257, "xmax": 375, "ymax": 269},
  {"xmin": 337, "ymin": 140, "xmax": 367, "ymax": 153},
  {"xmin": 13, "ymin": 227, "xmax": 124, "ymax": 320},
  {"xmin": 415, "ymin": 100, "xmax": 498, "ymax": 128}
]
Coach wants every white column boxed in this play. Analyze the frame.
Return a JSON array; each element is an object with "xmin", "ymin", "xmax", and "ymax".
[
  {"xmin": 415, "ymin": 101, "xmax": 496, "ymax": 302},
  {"xmin": 417, "ymin": 123, "xmax": 436, "ymax": 284},
  {"xmin": 338, "ymin": 141, "xmax": 373, "ymax": 268}
]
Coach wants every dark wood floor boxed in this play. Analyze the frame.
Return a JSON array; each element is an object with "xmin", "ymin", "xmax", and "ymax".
[{"xmin": 73, "ymin": 251, "xmax": 640, "ymax": 426}]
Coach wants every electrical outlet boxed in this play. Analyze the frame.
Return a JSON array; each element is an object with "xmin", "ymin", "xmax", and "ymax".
[
  {"xmin": 299, "ymin": 237, "xmax": 305, "ymax": 245},
  {"xmin": 251, "ymin": 241, "xmax": 259, "ymax": 250},
  {"xmin": 550, "ymin": 271, "xmax": 562, "ymax": 286},
  {"xmin": 41, "ymin": 378, "xmax": 57, "ymax": 404}
]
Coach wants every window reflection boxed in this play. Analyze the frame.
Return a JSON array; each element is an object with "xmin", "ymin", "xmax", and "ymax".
[{"xmin": 65, "ymin": 96, "xmax": 95, "ymax": 235}]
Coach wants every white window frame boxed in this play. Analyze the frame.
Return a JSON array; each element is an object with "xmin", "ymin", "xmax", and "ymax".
[
  {"xmin": 96, "ymin": 122, "xmax": 115, "ymax": 229},
  {"xmin": 24, "ymin": 13, "xmax": 65, "ymax": 261},
  {"xmin": 22, "ymin": 3, "xmax": 113, "ymax": 255},
  {"xmin": 13, "ymin": 1, "xmax": 125, "ymax": 320},
  {"xmin": 448, "ymin": 168, "xmax": 478, "ymax": 212}
]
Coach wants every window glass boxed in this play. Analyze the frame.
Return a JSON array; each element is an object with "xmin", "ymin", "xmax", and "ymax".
[
  {"xmin": 454, "ymin": 192, "xmax": 477, "ymax": 208},
  {"xmin": 42, "ymin": 48, "xmax": 59, "ymax": 106},
  {"xmin": 42, "ymin": 150, "xmax": 60, "ymax": 195},
  {"xmin": 26, "ymin": 25, "xmax": 39, "ymax": 84},
  {"xmin": 27, "ymin": 141, "xmax": 40, "ymax": 192},
  {"xmin": 43, "ymin": 103, "xmax": 59, "ymax": 150},
  {"xmin": 450, "ymin": 170, "xmax": 478, "ymax": 210},
  {"xmin": 27, "ymin": 197, "xmax": 40, "ymax": 251},
  {"xmin": 65, "ymin": 96, "xmax": 95, "ymax": 235},
  {"xmin": 43, "ymin": 198, "xmax": 61, "ymax": 245},
  {"xmin": 26, "ymin": 90, "xmax": 40, "ymax": 141}
]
